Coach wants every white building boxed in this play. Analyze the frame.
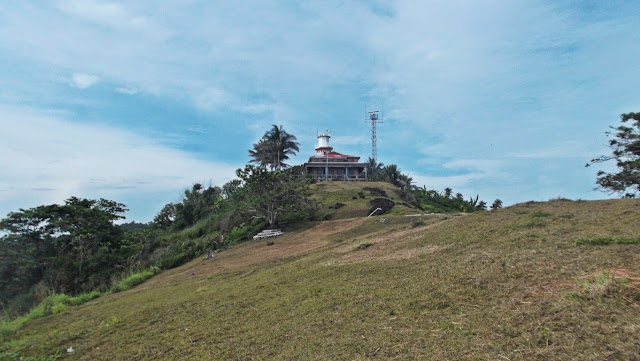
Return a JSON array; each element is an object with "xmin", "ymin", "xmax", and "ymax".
[{"xmin": 303, "ymin": 131, "xmax": 367, "ymax": 181}]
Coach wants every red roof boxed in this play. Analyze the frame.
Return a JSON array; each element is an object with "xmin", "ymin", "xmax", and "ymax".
[{"xmin": 320, "ymin": 151, "xmax": 358, "ymax": 158}]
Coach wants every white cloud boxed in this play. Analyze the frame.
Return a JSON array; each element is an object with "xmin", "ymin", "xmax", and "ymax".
[
  {"xmin": 71, "ymin": 72, "xmax": 100, "ymax": 88},
  {"xmin": 509, "ymin": 140, "xmax": 604, "ymax": 159},
  {"xmin": 0, "ymin": 1, "xmax": 636, "ymax": 210},
  {"xmin": 412, "ymin": 172, "xmax": 487, "ymax": 192},
  {"xmin": 0, "ymin": 105, "xmax": 237, "ymax": 219},
  {"xmin": 196, "ymin": 87, "xmax": 233, "ymax": 111},
  {"xmin": 115, "ymin": 86, "xmax": 138, "ymax": 95},
  {"xmin": 55, "ymin": 0, "xmax": 149, "ymax": 29}
]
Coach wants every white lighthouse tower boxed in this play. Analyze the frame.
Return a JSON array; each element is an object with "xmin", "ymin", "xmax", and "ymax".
[{"xmin": 315, "ymin": 130, "xmax": 333, "ymax": 155}]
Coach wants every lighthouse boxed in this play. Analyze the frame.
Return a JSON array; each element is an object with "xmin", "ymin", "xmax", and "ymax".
[
  {"xmin": 315, "ymin": 130, "xmax": 333, "ymax": 155},
  {"xmin": 303, "ymin": 129, "xmax": 367, "ymax": 181}
]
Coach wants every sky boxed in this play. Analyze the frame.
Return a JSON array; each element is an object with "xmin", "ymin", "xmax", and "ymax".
[{"xmin": 1, "ymin": 0, "xmax": 639, "ymax": 222}]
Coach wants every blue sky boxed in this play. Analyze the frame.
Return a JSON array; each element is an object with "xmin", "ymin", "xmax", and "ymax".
[{"xmin": 1, "ymin": 0, "xmax": 639, "ymax": 222}]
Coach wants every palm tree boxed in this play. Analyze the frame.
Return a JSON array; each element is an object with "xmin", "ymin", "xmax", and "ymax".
[
  {"xmin": 264, "ymin": 124, "xmax": 300, "ymax": 170},
  {"xmin": 444, "ymin": 187, "xmax": 453, "ymax": 198},
  {"xmin": 365, "ymin": 157, "xmax": 384, "ymax": 181},
  {"xmin": 249, "ymin": 125, "xmax": 300, "ymax": 170},
  {"xmin": 248, "ymin": 139, "xmax": 275, "ymax": 169},
  {"xmin": 491, "ymin": 199, "xmax": 503, "ymax": 210},
  {"xmin": 382, "ymin": 164, "xmax": 401, "ymax": 186},
  {"xmin": 397, "ymin": 173, "xmax": 414, "ymax": 190}
]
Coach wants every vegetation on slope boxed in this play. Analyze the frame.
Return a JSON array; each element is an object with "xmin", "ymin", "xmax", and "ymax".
[
  {"xmin": 587, "ymin": 111, "xmax": 640, "ymax": 198},
  {"xmin": 2, "ymin": 198, "xmax": 639, "ymax": 360}
]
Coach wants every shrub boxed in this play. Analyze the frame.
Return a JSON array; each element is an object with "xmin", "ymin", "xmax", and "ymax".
[
  {"xmin": 530, "ymin": 210, "xmax": 553, "ymax": 218},
  {"xmin": 578, "ymin": 271, "xmax": 621, "ymax": 300},
  {"xmin": 111, "ymin": 268, "xmax": 159, "ymax": 293},
  {"xmin": 1, "ymin": 291, "xmax": 103, "ymax": 339},
  {"xmin": 519, "ymin": 219, "xmax": 547, "ymax": 228},
  {"xmin": 228, "ymin": 225, "xmax": 249, "ymax": 242},
  {"xmin": 354, "ymin": 241, "xmax": 373, "ymax": 251}
]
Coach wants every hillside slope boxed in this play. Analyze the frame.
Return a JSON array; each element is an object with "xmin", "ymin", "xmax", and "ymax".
[
  {"xmin": 3, "ymin": 199, "xmax": 640, "ymax": 360},
  {"xmin": 309, "ymin": 181, "xmax": 419, "ymax": 220}
]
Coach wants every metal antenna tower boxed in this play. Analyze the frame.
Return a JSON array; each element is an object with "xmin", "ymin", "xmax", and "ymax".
[{"xmin": 365, "ymin": 107, "xmax": 383, "ymax": 163}]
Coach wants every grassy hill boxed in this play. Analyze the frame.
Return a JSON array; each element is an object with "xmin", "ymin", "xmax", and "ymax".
[
  {"xmin": 2, "ymin": 195, "xmax": 640, "ymax": 360},
  {"xmin": 310, "ymin": 181, "xmax": 419, "ymax": 220}
]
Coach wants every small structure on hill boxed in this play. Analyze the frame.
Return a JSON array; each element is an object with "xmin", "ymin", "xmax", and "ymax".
[
  {"xmin": 253, "ymin": 229, "xmax": 284, "ymax": 240},
  {"xmin": 303, "ymin": 130, "xmax": 367, "ymax": 181}
]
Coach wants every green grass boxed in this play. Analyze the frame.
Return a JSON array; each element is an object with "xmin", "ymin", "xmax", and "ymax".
[
  {"xmin": 575, "ymin": 271, "xmax": 624, "ymax": 301},
  {"xmin": 310, "ymin": 181, "xmax": 417, "ymax": 220},
  {"xmin": 577, "ymin": 237, "xmax": 640, "ymax": 245},
  {"xmin": 110, "ymin": 267, "xmax": 160, "ymax": 293},
  {"xmin": 0, "ymin": 291, "xmax": 103, "ymax": 339},
  {"xmin": 1, "ymin": 267, "xmax": 160, "ymax": 340},
  {"xmin": 3, "ymin": 198, "xmax": 640, "ymax": 360}
]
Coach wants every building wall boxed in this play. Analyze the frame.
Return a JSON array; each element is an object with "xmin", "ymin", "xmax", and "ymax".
[{"xmin": 304, "ymin": 164, "xmax": 366, "ymax": 181}]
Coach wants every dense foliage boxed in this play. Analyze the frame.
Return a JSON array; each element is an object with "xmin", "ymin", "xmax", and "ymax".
[
  {"xmin": 404, "ymin": 186, "xmax": 487, "ymax": 213},
  {"xmin": 0, "ymin": 198, "xmax": 128, "ymax": 315},
  {"xmin": 587, "ymin": 112, "xmax": 640, "ymax": 197},
  {"xmin": 365, "ymin": 157, "xmax": 384, "ymax": 181},
  {"xmin": 236, "ymin": 165, "xmax": 315, "ymax": 227},
  {"xmin": 378, "ymin": 163, "xmax": 413, "ymax": 190},
  {"xmin": 0, "ymin": 168, "xmax": 316, "ymax": 319}
]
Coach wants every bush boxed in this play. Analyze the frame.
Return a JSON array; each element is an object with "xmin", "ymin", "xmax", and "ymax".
[
  {"xmin": 530, "ymin": 210, "xmax": 553, "ymax": 218},
  {"xmin": 1, "ymin": 291, "xmax": 103, "ymax": 339},
  {"xmin": 577, "ymin": 271, "xmax": 621, "ymax": 300},
  {"xmin": 228, "ymin": 225, "xmax": 249, "ymax": 242},
  {"xmin": 111, "ymin": 268, "xmax": 159, "ymax": 293}
]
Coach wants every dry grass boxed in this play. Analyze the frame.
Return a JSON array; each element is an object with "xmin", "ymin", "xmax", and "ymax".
[{"xmin": 3, "ymin": 198, "xmax": 640, "ymax": 360}]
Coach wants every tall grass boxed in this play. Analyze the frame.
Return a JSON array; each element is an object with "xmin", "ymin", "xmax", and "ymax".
[
  {"xmin": 1, "ymin": 267, "xmax": 160, "ymax": 339},
  {"xmin": 110, "ymin": 267, "xmax": 160, "ymax": 293},
  {"xmin": 1, "ymin": 291, "xmax": 102, "ymax": 339}
]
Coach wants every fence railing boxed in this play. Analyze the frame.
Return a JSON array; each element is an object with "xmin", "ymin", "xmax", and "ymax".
[{"xmin": 288, "ymin": 174, "xmax": 367, "ymax": 181}]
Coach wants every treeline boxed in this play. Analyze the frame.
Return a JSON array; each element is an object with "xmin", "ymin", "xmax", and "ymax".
[
  {"xmin": 364, "ymin": 160, "xmax": 500, "ymax": 212},
  {"xmin": 403, "ymin": 186, "xmax": 499, "ymax": 213},
  {"xmin": 0, "ymin": 166, "xmax": 314, "ymax": 319}
]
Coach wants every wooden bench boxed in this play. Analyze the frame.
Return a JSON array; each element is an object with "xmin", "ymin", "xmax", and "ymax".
[{"xmin": 253, "ymin": 229, "xmax": 284, "ymax": 240}]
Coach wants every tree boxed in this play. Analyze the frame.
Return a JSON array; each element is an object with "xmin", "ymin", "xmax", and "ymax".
[
  {"xmin": 249, "ymin": 125, "xmax": 300, "ymax": 170},
  {"xmin": 171, "ymin": 183, "xmax": 223, "ymax": 229},
  {"xmin": 365, "ymin": 157, "xmax": 384, "ymax": 181},
  {"xmin": 397, "ymin": 173, "xmax": 414, "ymax": 191},
  {"xmin": 153, "ymin": 203, "xmax": 176, "ymax": 229},
  {"xmin": 381, "ymin": 164, "xmax": 401, "ymax": 186},
  {"xmin": 248, "ymin": 139, "xmax": 274, "ymax": 169},
  {"xmin": 236, "ymin": 165, "xmax": 314, "ymax": 227},
  {"xmin": 0, "ymin": 198, "xmax": 128, "ymax": 297},
  {"xmin": 491, "ymin": 199, "xmax": 503, "ymax": 210},
  {"xmin": 586, "ymin": 112, "xmax": 640, "ymax": 197},
  {"xmin": 444, "ymin": 187, "xmax": 453, "ymax": 198},
  {"xmin": 468, "ymin": 195, "xmax": 479, "ymax": 209},
  {"xmin": 222, "ymin": 179, "xmax": 242, "ymax": 199}
]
